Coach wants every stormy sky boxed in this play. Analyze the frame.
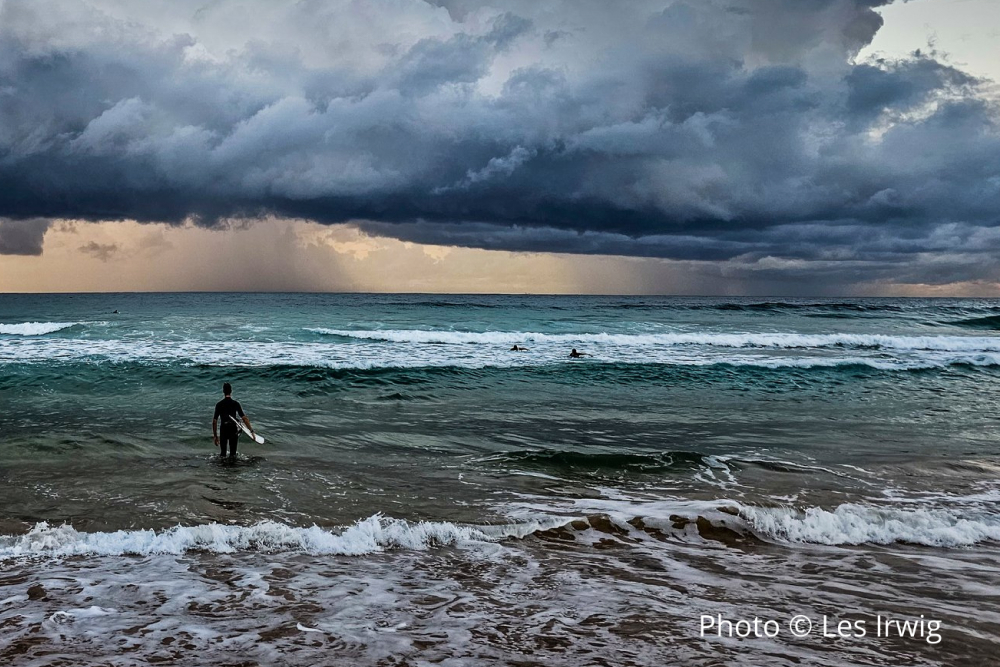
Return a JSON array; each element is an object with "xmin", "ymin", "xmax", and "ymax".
[{"xmin": 1, "ymin": 0, "xmax": 999, "ymax": 293}]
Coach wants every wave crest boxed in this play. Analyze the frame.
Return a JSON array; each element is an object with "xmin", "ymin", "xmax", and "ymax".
[
  {"xmin": 0, "ymin": 322, "xmax": 78, "ymax": 336},
  {"xmin": 582, "ymin": 501, "xmax": 1000, "ymax": 548},
  {"xmin": 3, "ymin": 502, "xmax": 998, "ymax": 559},
  {"xmin": 949, "ymin": 315, "xmax": 1000, "ymax": 330},
  {"xmin": 310, "ymin": 328, "xmax": 1000, "ymax": 353},
  {"xmin": 737, "ymin": 503, "xmax": 1000, "ymax": 547},
  {"xmin": 0, "ymin": 515, "xmax": 554, "ymax": 559}
]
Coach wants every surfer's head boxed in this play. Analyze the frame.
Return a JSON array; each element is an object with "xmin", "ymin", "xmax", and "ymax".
[{"xmin": 223, "ymin": 382, "xmax": 232, "ymax": 396}]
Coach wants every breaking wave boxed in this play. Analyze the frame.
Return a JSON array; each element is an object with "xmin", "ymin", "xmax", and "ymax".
[
  {"xmin": 311, "ymin": 328, "xmax": 1000, "ymax": 352},
  {"xmin": 4, "ymin": 340, "xmax": 1000, "ymax": 372},
  {"xmin": 0, "ymin": 322, "xmax": 79, "ymax": 336},
  {"xmin": 6, "ymin": 502, "xmax": 998, "ymax": 560},
  {"xmin": 569, "ymin": 500, "xmax": 1000, "ymax": 548},
  {"xmin": 0, "ymin": 515, "xmax": 556, "ymax": 560},
  {"xmin": 736, "ymin": 503, "xmax": 1000, "ymax": 547}
]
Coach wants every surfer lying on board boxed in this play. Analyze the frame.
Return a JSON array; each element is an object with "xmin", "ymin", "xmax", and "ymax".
[
  {"xmin": 569, "ymin": 348, "xmax": 591, "ymax": 358},
  {"xmin": 212, "ymin": 382, "xmax": 255, "ymax": 459},
  {"xmin": 510, "ymin": 345, "xmax": 529, "ymax": 351}
]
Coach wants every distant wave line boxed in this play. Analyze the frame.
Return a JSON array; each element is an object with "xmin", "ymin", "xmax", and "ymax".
[
  {"xmin": 4, "ymin": 342, "xmax": 1000, "ymax": 371},
  {"xmin": 309, "ymin": 328, "xmax": 1000, "ymax": 352}
]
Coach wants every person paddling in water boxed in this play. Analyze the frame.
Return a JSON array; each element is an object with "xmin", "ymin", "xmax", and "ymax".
[
  {"xmin": 569, "ymin": 348, "xmax": 590, "ymax": 358},
  {"xmin": 213, "ymin": 382, "xmax": 254, "ymax": 459},
  {"xmin": 510, "ymin": 344, "xmax": 529, "ymax": 351}
]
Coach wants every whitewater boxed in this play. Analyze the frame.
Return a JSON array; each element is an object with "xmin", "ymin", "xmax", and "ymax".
[
  {"xmin": 6, "ymin": 325, "xmax": 1000, "ymax": 371},
  {"xmin": 2, "ymin": 293, "xmax": 1000, "ymax": 666}
]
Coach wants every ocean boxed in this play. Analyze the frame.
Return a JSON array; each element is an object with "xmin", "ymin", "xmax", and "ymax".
[{"xmin": 1, "ymin": 293, "xmax": 999, "ymax": 666}]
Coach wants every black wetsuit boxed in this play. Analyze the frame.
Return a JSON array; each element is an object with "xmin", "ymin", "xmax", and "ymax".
[{"xmin": 214, "ymin": 396, "xmax": 245, "ymax": 457}]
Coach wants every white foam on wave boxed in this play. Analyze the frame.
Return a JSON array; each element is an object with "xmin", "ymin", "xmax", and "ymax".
[
  {"xmin": 3, "ymin": 339, "xmax": 1000, "ymax": 370},
  {"xmin": 2, "ymin": 503, "xmax": 997, "ymax": 557},
  {"xmin": 4, "ymin": 332, "xmax": 1000, "ymax": 370},
  {"xmin": 739, "ymin": 503, "xmax": 1000, "ymax": 547},
  {"xmin": 0, "ymin": 515, "xmax": 553, "ymax": 560},
  {"xmin": 0, "ymin": 321, "xmax": 78, "ymax": 336},
  {"xmin": 311, "ymin": 328, "xmax": 1000, "ymax": 352},
  {"xmin": 538, "ymin": 497, "xmax": 1000, "ymax": 548}
]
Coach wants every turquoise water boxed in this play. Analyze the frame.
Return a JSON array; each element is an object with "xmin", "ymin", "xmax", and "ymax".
[{"xmin": 1, "ymin": 294, "xmax": 999, "ymax": 665}]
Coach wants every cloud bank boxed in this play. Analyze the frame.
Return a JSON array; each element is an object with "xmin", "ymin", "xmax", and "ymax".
[{"xmin": 1, "ymin": 0, "xmax": 999, "ymax": 286}]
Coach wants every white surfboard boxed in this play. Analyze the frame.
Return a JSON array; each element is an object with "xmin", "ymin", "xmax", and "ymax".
[{"xmin": 230, "ymin": 416, "xmax": 265, "ymax": 444}]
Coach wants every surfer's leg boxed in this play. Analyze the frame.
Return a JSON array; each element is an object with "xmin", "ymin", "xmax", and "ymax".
[{"xmin": 220, "ymin": 433, "xmax": 233, "ymax": 457}]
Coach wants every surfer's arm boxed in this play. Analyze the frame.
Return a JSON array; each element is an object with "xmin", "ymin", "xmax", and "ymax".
[
  {"xmin": 212, "ymin": 417, "xmax": 219, "ymax": 445},
  {"xmin": 242, "ymin": 414, "xmax": 254, "ymax": 433}
]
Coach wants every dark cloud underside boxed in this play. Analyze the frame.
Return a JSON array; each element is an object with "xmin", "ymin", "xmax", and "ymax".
[
  {"xmin": 1, "ymin": 0, "xmax": 999, "ymax": 283},
  {"xmin": 0, "ymin": 218, "xmax": 50, "ymax": 255}
]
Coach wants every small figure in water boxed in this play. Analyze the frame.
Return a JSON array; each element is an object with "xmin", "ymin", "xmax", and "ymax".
[
  {"xmin": 568, "ymin": 348, "xmax": 590, "ymax": 358},
  {"xmin": 510, "ymin": 344, "xmax": 529, "ymax": 351},
  {"xmin": 112, "ymin": 309, "xmax": 119, "ymax": 314},
  {"xmin": 212, "ymin": 382, "xmax": 254, "ymax": 459}
]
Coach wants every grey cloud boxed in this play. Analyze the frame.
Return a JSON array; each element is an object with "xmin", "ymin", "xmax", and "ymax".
[
  {"xmin": 543, "ymin": 30, "xmax": 571, "ymax": 47},
  {"xmin": 438, "ymin": 145, "xmax": 536, "ymax": 191},
  {"xmin": 845, "ymin": 58, "xmax": 978, "ymax": 126},
  {"xmin": 0, "ymin": 0, "xmax": 999, "ymax": 288},
  {"xmin": 486, "ymin": 13, "xmax": 533, "ymax": 49},
  {"xmin": 0, "ymin": 217, "xmax": 50, "ymax": 255},
  {"xmin": 79, "ymin": 241, "xmax": 120, "ymax": 261},
  {"xmin": 391, "ymin": 34, "xmax": 491, "ymax": 96}
]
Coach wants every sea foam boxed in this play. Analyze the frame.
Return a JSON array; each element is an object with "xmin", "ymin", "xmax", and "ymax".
[
  {"xmin": 558, "ymin": 498, "xmax": 1000, "ymax": 548},
  {"xmin": 4, "ymin": 337, "xmax": 1000, "ymax": 370},
  {"xmin": 738, "ymin": 503, "xmax": 1000, "ymax": 547},
  {"xmin": 0, "ymin": 515, "xmax": 551, "ymax": 560},
  {"xmin": 0, "ymin": 322, "xmax": 78, "ymax": 336},
  {"xmin": 311, "ymin": 328, "xmax": 1000, "ymax": 352},
  {"xmin": 5, "ymin": 326, "xmax": 1000, "ymax": 371},
  {"xmin": 1, "ymin": 503, "xmax": 997, "ymax": 560}
]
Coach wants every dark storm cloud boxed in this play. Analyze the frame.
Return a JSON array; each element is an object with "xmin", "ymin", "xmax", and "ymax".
[
  {"xmin": 0, "ymin": 218, "xmax": 50, "ymax": 255},
  {"xmin": 1, "ymin": 0, "xmax": 999, "ymax": 285}
]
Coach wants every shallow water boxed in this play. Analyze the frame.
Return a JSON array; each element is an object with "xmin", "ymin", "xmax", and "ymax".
[{"xmin": 1, "ymin": 294, "xmax": 999, "ymax": 665}]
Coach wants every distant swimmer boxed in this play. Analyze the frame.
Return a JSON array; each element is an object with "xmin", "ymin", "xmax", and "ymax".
[
  {"xmin": 212, "ymin": 382, "xmax": 254, "ymax": 459},
  {"xmin": 569, "ymin": 348, "xmax": 591, "ymax": 358},
  {"xmin": 112, "ymin": 309, "xmax": 119, "ymax": 314},
  {"xmin": 510, "ymin": 345, "xmax": 529, "ymax": 351}
]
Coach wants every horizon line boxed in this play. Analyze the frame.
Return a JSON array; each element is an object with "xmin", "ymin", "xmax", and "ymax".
[{"xmin": 0, "ymin": 291, "xmax": 995, "ymax": 299}]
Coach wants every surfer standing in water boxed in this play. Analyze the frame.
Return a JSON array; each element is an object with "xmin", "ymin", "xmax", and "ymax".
[{"xmin": 212, "ymin": 382, "xmax": 254, "ymax": 459}]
